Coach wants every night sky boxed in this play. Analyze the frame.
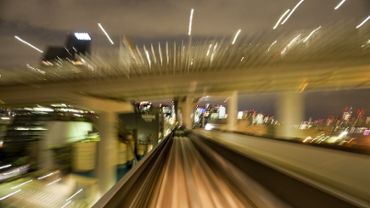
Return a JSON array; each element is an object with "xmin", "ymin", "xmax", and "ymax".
[
  {"xmin": 0, "ymin": 0, "xmax": 369, "ymax": 117},
  {"xmin": 1, "ymin": 0, "xmax": 369, "ymax": 67},
  {"xmin": 238, "ymin": 89, "xmax": 370, "ymax": 119}
]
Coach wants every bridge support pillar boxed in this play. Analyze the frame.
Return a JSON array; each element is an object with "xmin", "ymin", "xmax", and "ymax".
[
  {"xmin": 227, "ymin": 91, "xmax": 238, "ymax": 131},
  {"xmin": 69, "ymin": 95, "xmax": 133, "ymax": 195},
  {"xmin": 180, "ymin": 96, "xmax": 195, "ymax": 129},
  {"xmin": 96, "ymin": 111, "xmax": 119, "ymax": 195},
  {"xmin": 277, "ymin": 91, "xmax": 304, "ymax": 139}
]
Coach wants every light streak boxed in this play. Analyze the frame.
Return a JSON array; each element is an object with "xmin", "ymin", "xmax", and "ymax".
[
  {"xmin": 14, "ymin": 36, "xmax": 43, "ymax": 53},
  {"xmin": 206, "ymin": 43, "xmax": 213, "ymax": 56},
  {"xmin": 356, "ymin": 15, "xmax": 370, "ymax": 29},
  {"xmin": 334, "ymin": 0, "xmax": 346, "ymax": 10},
  {"xmin": 61, "ymin": 200, "xmax": 72, "ymax": 208},
  {"xmin": 188, "ymin": 8, "xmax": 194, "ymax": 36},
  {"xmin": 266, "ymin": 40, "xmax": 278, "ymax": 52},
  {"xmin": 303, "ymin": 26, "xmax": 322, "ymax": 43},
  {"xmin": 11, "ymin": 179, "xmax": 32, "ymax": 189},
  {"xmin": 281, "ymin": 34, "xmax": 302, "ymax": 55},
  {"xmin": 26, "ymin": 64, "xmax": 46, "ymax": 75},
  {"xmin": 166, "ymin": 41, "xmax": 169, "ymax": 65},
  {"xmin": 0, "ymin": 164, "xmax": 11, "ymax": 170},
  {"xmin": 231, "ymin": 29, "xmax": 242, "ymax": 45},
  {"xmin": 47, "ymin": 178, "xmax": 62, "ymax": 186},
  {"xmin": 65, "ymin": 188, "xmax": 83, "ymax": 202},
  {"xmin": 281, "ymin": 0, "xmax": 305, "ymax": 25},
  {"xmin": 158, "ymin": 43, "xmax": 163, "ymax": 66},
  {"xmin": 273, "ymin": 9, "xmax": 290, "ymax": 30},
  {"xmin": 150, "ymin": 44, "xmax": 157, "ymax": 64},
  {"xmin": 0, "ymin": 189, "xmax": 21, "ymax": 201},
  {"xmin": 97, "ymin": 23, "xmax": 114, "ymax": 45},
  {"xmin": 37, "ymin": 171, "xmax": 59, "ymax": 180},
  {"xmin": 144, "ymin": 46, "xmax": 151, "ymax": 67}
]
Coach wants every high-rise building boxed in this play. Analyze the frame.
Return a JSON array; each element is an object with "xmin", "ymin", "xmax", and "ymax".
[
  {"xmin": 65, "ymin": 33, "xmax": 91, "ymax": 58},
  {"xmin": 42, "ymin": 32, "xmax": 91, "ymax": 65}
]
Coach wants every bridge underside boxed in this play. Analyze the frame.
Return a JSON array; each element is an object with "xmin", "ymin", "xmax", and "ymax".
[{"xmin": 0, "ymin": 62, "xmax": 369, "ymax": 105}]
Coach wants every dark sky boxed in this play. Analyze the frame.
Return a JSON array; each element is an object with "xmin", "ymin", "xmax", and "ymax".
[
  {"xmin": 303, "ymin": 89, "xmax": 370, "ymax": 119},
  {"xmin": 1, "ymin": 0, "xmax": 369, "ymax": 67},
  {"xmin": 201, "ymin": 89, "xmax": 370, "ymax": 120},
  {"xmin": 0, "ymin": 0, "xmax": 369, "ymax": 118}
]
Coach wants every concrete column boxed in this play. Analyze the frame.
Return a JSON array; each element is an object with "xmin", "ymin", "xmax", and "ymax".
[
  {"xmin": 277, "ymin": 91, "xmax": 304, "ymax": 139},
  {"xmin": 181, "ymin": 96, "xmax": 194, "ymax": 129},
  {"xmin": 96, "ymin": 111, "xmax": 118, "ymax": 195},
  {"xmin": 227, "ymin": 91, "xmax": 238, "ymax": 131}
]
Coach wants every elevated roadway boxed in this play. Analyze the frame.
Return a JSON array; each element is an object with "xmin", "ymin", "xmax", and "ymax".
[{"xmin": 94, "ymin": 130, "xmax": 367, "ymax": 208}]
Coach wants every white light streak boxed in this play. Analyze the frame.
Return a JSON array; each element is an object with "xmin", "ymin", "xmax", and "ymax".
[
  {"xmin": 356, "ymin": 15, "xmax": 370, "ymax": 29},
  {"xmin": 32, "ymin": 107, "xmax": 54, "ymax": 112},
  {"xmin": 266, "ymin": 40, "xmax": 278, "ymax": 52},
  {"xmin": 14, "ymin": 36, "xmax": 43, "ymax": 53},
  {"xmin": 37, "ymin": 171, "xmax": 59, "ymax": 180},
  {"xmin": 158, "ymin": 43, "xmax": 163, "ymax": 66},
  {"xmin": 11, "ymin": 179, "xmax": 32, "ymax": 189},
  {"xmin": 150, "ymin": 44, "xmax": 157, "ymax": 64},
  {"xmin": 0, "ymin": 189, "xmax": 21, "ymax": 201},
  {"xmin": 97, "ymin": 23, "xmax": 114, "ymax": 45},
  {"xmin": 61, "ymin": 200, "xmax": 72, "ymax": 208},
  {"xmin": 334, "ymin": 0, "xmax": 346, "ymax": 10},
  {"xmin": 144, "ymin": 46, "xmax": 151, "ymax": 67},
  {"xmin": 240, "ymin": 56, "xmax": 245, "ymax": 62},
  {"xmin": 66, "ymin": 188, "xmax": 83, "ymax": 202},
  {"xmin": 165, "ymin": 41, "xmax": 169, "ymax": 65},
  {"xmin": 281, "ymin": 34, "xmax": 302, "ymax": 55},
  {"xmin": 273, "ymin": 9, "xmax": 290, "ymax": 30},
  {"xmin": 231, "ymin": 29, "xmax": 242, "ymax": 45},
  {"xmin": 26, "ymin": 64, "xmax": 46, "ymax": 75},
  {"xmin": 188, "ymin": 8, "xmax": 194, "ymax": 36},
  {"xmin": 206, "ymin": 43, "xmax": 213, "ymax": 56},
  {"xmin": 47, "ymin": 178, "xmax": 62, "ymax": 186},
  {"xmin": 210, "ymin": 43, "xmax": 218, "ymax": 62},
  {"xmin": 303, "ymin": 26, "xmax": 321, "ymax": 43},
  {"xmin": 0, "ymin": 164, "xmax": 11, "ymax": 170},
  {"xmin": 281, "ymin": 0, "xmax": 305, "ymax": 25}
]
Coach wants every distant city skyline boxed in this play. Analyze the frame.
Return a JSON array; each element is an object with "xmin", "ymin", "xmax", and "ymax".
[{"xmin": 199, "ymin": 89, "xmax": 370, "ymax": 120}]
